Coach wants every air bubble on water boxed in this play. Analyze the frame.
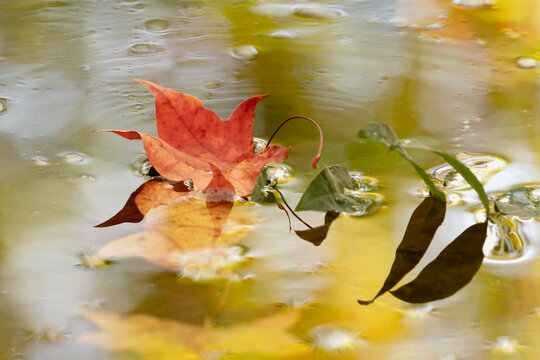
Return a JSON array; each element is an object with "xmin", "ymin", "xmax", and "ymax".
[
  {"xmin": 129, "ymin": 43, "xmax": 163, "ymax": 55},
  {"xmin": 516, "ymin": 56, "xmax": 538, "ymax": 69},
  {"xmin": 132, "ymin": 154, "xmax": 153, "ymax": 176},
  {"xmin": 265, "ymin": 164, "xmax": 293, "ymax": 184},
  {"xmin": 293, "ymin": 5, "xmax": 345, "ymax": 20},
  {"xmin": 348, "ymin": 172, "xmax": 378, "ymax": 192},
  {"xmin": 343, "ymin": 192, "xmax": 383, "ymax": 217},
  {"xmin": 401, "ymin": 304, "xmax": 437, "ymax": 319},
  {"xmin": 61, "ymin": 152, "xmax": 86, "ymax": 164},
  {"xmin": 230, "ymin": 45, "xmax": 258, "ymax": 61},
  {"xmin": 176, "ymin": 246, "xmax": 246, "ymax": 281},
  {"xmin": 268, "ymin": 30, "xmax": 293, "ymax": 39},
  {"xmin": 0, "ymin": 98, "xmax": 7, "ymax": 114},
  {"xmin": 79, "ymin": 174, "xmax": 96, "ymax": 182},
  {"xmin": 32, "ymin": 156, "xmax": 49, "ymax": 166},
  {"xmin": 144, "ymin": 19, "xmax": 169, "ymax": 32},
  {"xmin": 428, "ymin": 152, "xmax": 506, "ymax": 191},
  {"xmin": 453, "ymin": 0, "xmax": 494, "ymax": 9},
  {"xmin": 252, "ymin": 137, "xmax": 267, "ymax": 154},
  {"xmin": 132, "ymin": 104, "xmax": 144, "ymax": 111},
  {"xmin": 77, "ymin": 252, "xmax": 111, "ymax": 268},
  {"xmin": 309, "ymin": 325, "xmax": 366, "ymax": 353},
  {"xmin": 486, "ymin": 336, "xmax": 524, "ymax": 354},
  {"xmin": 474, "ymin": 207, "xmax": 529, "ymax": 261}
]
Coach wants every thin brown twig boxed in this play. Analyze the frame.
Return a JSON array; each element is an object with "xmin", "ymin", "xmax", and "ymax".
[{"xmin": 266, "ymin": 116, "xmax": 323, "ymax": 168}]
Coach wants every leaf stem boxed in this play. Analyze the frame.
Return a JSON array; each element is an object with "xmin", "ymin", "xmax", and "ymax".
[
  {"xmin": 266, "ymin": 116, "xmax": 323, "ymax": 168},
  {"xmin": 272, "ymin": 186, "xmax": 313, "ymax": 229}
]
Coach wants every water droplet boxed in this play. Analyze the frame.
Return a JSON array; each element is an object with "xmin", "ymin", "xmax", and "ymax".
[
  {"xmin": 252, "ymin": 137, "xmax": 267, "ymax": 154},
  {"xmin": 205, "ymin": 81, "xmax": 223, "ymax": 89},
  {"xmin": 132, "ymin": 155, "xmax": 154, "ymax": 176},
  {"xmin": 201, "ymin": 90, "xmax": 212, "ymax": 99},
  {"xmin": 343, "ymin": 192, "xmax": 383, "ymax": 217},
  {"xmin": 428, "ymin": 152, "xmax": 506, "ymax": 191},
  {"xmin": 61, "ymin": 152, "xmax": 86, "ymax": 164},
  {"xmin": 309, "ymin": 325, "xmax": 366, "ymax": 352},
  {"xmin": 348, "ymin": 172, "xmax": 378, "ymax": 192},
  {"xmin": 79, "ymin": 174, "xmax": 96, "ymax": 182},
  {"xmin": 132, "ymin": 104, "xmax": 144, "ymax": 111},
  {"xmin": 0, "ymin": 98, "xmax": 7, "ymax": 114},
  {"xmin": 294, "ymin": 6, "xmax": 345, "ymax": 20},
  {"xmin": 474, "ymin": 208, "xmax": 528, "ymax": 261},
  {"xmin": 516, "ymin": 56, "xmax": 538, "ymax": 69},
  {"xmin": 268, "ymin": 30, "xmax": 293, "ymax": 39},
  {"xmin": 453, "ymin": 0, "xmax": 493, "ymax": 9},
  {"xmin": 486, "ymin": 336, "xmax": 524, "ymax": 354},
  {"xmin": 401, "ymin": 304, "xmax": 437, "ymax": 319},
  {"xmin": 32, "ymin": 156, "xmax": 49, "ymax": 166},
  {"xmin": 265, "ymin": 164, "xmax": 293, "ymax": 184},
  {"xmin": 177, "ymin": 246, "xmax": 246, "ymax": 281},
  {"xmin": 144, "ymin": 19, "xmax": 169, "ymax": 32},
  {"xmin": 230, "ymin": 45, "xmax": 258, "ymax": 61},
  {"xmin": 77, "ymin": 252, "xmax": 111, "ymax": 268},
  {"xmin": 129, "ymin": 43, "xmax": 162, "ymax": 55}
]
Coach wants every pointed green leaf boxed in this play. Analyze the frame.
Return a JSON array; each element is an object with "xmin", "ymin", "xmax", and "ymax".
[
  {"xmin": 358, "ymin": 196, "xmax": 446, "ymax": 305},
  {"xmin": 295, "ymin": 165, "xmax": 374, "ymax": 213},
  {"xmin": 358, "ymin": 122, "xmax": 399, "ymax": 147},
  {"xmin": 390, "ymin": 221, "xmax": 488, "ymax": 304}
]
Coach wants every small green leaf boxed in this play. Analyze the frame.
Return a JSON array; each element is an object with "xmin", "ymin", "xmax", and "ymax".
[
  {"xmin": 358, "ymin": 196, "xmax": 446, "ymax": 305},
  {"xmin": 390, "ymin": 221, "xmax": 488, "ymax": 304},
  {"xmin": 358, "ymin": 122, "xmax": 399, "ymax": 147},
  {"xmin": 251, "ymin": 168, "xmax": 276, "ymax": 203},
  {"xmin": 295, "ymin": 212, "xmax": 339, "ymax": 246},
  {"xmin": 495, "ymin": 186, "xmax": 540, "ymax": 217},
  {"xmin": 295, "ymin": 165, "xmax": 370, "ymax": 213},
  {"xmin": 358, "ymin": 123, "xmax": 446, "ymax": 202}
]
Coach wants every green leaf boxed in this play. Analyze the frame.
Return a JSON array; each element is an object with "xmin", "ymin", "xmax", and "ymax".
[
  {"xmin": 251, "ymin": 168, "xmax": 276, "ymax": 204},
  {"xmin": 295, "ymin": 212, "xmax": 340, "ymax": 246},
  {"xmin": 390, "ymin": 221, "xmax": 488, "ymax": 304},
  {"xmin": 495, "ymin": 186, "xmax": 540, "ymax": 217},
  {"xmin": 358, "ymin": 123, "xmax": 446, "ymax": 202},
  {"xmin": 357, "ymin": 122, "xmax": 398, "ymax": 147},
  {"xmin": 358, "ymin": 196, "xmax": 446, "ymax": 305},
  {"xmin": 295, "ymin": 165, "xmax": 373, "ymax": 213}
]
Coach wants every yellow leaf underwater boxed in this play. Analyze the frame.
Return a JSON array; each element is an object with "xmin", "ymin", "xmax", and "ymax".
[
  {"xmin": 78, "ymin": 310, "xmax": 308, "ymax": 360},
  {"xmin": 96, "ymin": 195, "xmax": 256, "ymax": 278}
]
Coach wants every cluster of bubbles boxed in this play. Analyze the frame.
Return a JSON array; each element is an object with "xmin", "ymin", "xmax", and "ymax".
[{"xmin": 344, "ymin": 172, "xmax": 383, "ymax": 217}]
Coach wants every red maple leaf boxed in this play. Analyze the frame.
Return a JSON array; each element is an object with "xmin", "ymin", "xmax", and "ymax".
[{"xmin": 103, "ymin": 79, "xmax": 289, "ymax": 197}]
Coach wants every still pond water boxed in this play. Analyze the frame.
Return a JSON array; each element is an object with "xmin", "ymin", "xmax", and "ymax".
[{"xmin": 1, "ymin": 0, "xmax": 540, "ymax": 359}]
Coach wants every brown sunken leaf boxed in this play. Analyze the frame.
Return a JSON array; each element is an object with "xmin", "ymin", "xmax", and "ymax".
[
  {"xmin": 96, "ymin": 179, "xmax": 190, "ymax": 227},
  {"xmin": 95, "ymin": 194, "xmax": 254, "ymax": 271},
  {"xmin": 295, "ymin": 211, "xmax": 340, "ymax": 246},
  {"xmin": 390, "ymin": 221, "xmax": 488, "ymax": 304},
  {"xmin": 358, "ymin": 196, "xmax": 446, "ymax": 305}
]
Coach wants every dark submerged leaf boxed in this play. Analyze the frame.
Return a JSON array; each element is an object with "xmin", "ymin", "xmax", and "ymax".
[
  {"xmin": 295, "ymin": 211, "xmax": 340, "ymax": 246},
  {"xmin": 390, "ymin": 221, "xmax": 488, "ymax": 304},
  {"xmin": 495, "ymin": 186, "xmax": 540, "ymax": 217},
  {"xmin": 251, "ymin": 168, "xmax": 276, "ymax": 203},
  {"xmin": 95, "ymin": 179, "xmax": 189, "ymax": 228},
  {"xmin": 295, "ymin": 165, "xmax": 365, "ymax": 213},
  {"xmin": 358, "ymin": 196, "xmax": 446, "ymax": 305},
  {"xmin": 95, "ymin": 183, "xmax": 146, "ymax": 227}
]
